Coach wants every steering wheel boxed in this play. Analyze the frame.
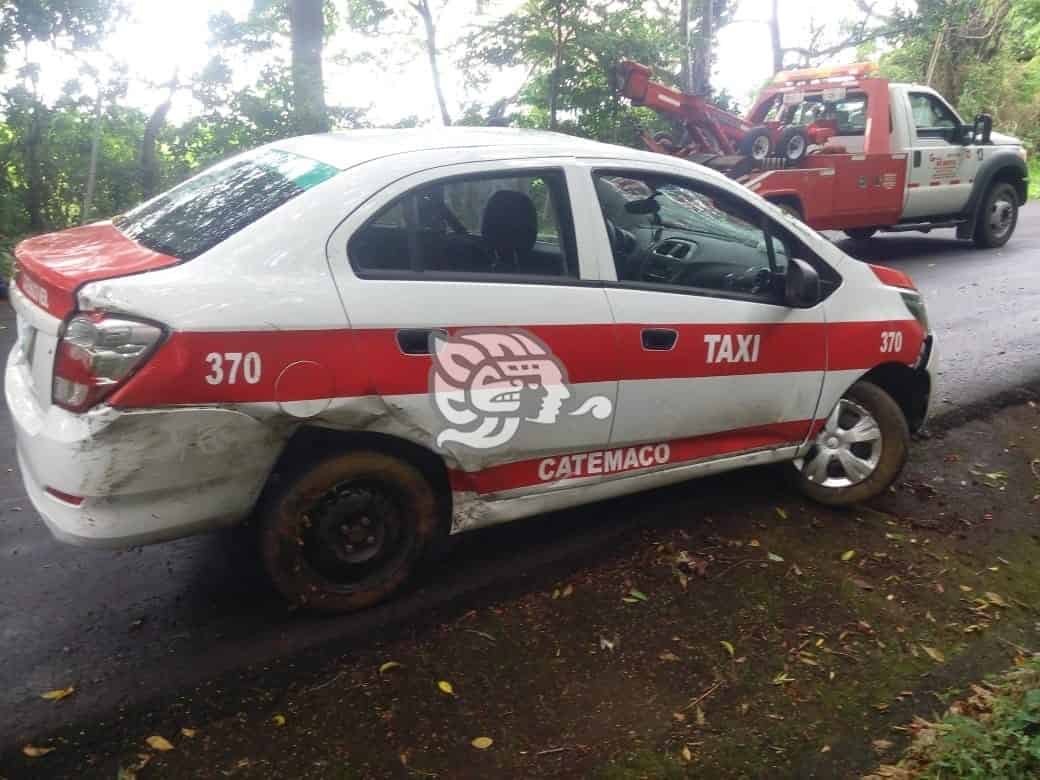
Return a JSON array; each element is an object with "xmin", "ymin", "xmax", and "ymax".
[{"xmin": 726, "ymin": 266, "xmax": 774, "ymax": 295}]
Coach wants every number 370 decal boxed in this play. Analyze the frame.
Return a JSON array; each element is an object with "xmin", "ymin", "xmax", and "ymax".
[
  {"xmin": 880, "ymin": 331, "xmax": 904, "ymax": 353},
  {"xmin": 205, "ymin": 352, "xmax": 262, "ymax": 385}
]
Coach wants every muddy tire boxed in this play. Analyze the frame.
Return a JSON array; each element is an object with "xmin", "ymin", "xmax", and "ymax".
[
  {"xmin": 789, "ymin": 381, "xmax": 909, "ymax": 507},
  {"xmin": 973, "ymin": 181, "xmax": 1018, "ymax": 248},
  {"xmin": 844, "ymin": 227, "xmax": 877, "ymax": 241},
  {"xmin": 258, "ymin": 450, "xmax": 441, "ymax": 613}
]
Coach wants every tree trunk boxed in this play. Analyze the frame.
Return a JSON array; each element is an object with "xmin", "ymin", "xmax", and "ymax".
[
  {"xmin": 769, "ymin": 0, "xmax": 784, "ymax": 73},
  {"xmin": 693, "ymin": 0, "xmax": 714, "ymax": 96},
  {"xmin": 81, "ymin": 87, "xmax": 103, "ymax": 224},
  {"xmin": 549, "ymin": 0, "xmax": 563, "ymax": 130},
  {"xmin": 288, "ymin": 0, "xmax": 329, "ymax": 134},
  {"xmin": 25, "ymin": 102, "xmax": 47, "ymax": 232},
  {"xmin": 679, "ymin": 0, "xmax": 693, "ymax": 93},
  {"xmin": 140, "ymin": 84, "xmax": 175, "ymax": 200},
  {"xmin": 412, "ymin": 0, "xmax": 451, "ymax": 126}
]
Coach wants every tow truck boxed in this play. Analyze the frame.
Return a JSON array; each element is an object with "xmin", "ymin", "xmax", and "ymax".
[{"xmin": 615, "ymin": 61, "xmax": 1028, "ymax": 248}]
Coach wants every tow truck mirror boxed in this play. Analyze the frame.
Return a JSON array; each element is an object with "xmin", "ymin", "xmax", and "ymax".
[
  {"xmin": 784, "ymin": 257, "xmax": 821, "ymax": 308},
  {"xmin": 972, "ymin": 113, "xmax": 993, "ymax": 145}
]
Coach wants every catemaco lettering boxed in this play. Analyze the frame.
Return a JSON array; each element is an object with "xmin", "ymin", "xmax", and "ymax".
[
  {"xmin": 205, "ymin": 352, "xmax": 262, "ymax": 385},
  {"xmin": 704, "ymin": 333, "xmax": 761, "ymax": 364}
]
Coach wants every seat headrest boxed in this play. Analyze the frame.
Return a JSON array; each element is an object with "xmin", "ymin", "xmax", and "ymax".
[{"xmin": 481, "ymin": 190, "xmax": 537, "ymax": 254}]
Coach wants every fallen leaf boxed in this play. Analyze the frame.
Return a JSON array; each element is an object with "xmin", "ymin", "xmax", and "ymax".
[
  {"xmin": 180, "ymin": 728, "xmax": 196, "ymax": 738},
  {"xmin": 695, "ymin": 705, "xmax": 706, "ymax": 726},
  {"xmin": 22, "ymin": 745, "xmax": 55, "ymax": 758},
  {"xmin": 959, "ymin": 585, "xmax": 974, "ymax": 592},
  {"xmin": 438, "ymin": 680, "xmax": 455, "ymax": 696},
  {"xmin": 628, "ymin": 588, "xmax": 648, "ymax": 602},
  {"xmin": 145, "ymin": 735, "xmax": 174, "ymax": 752},
  {"xmin": 772, "ymin": 672, "xmax": 795, "ymax": 685},
  {"xmin": 673, "ymin": 711, "xmax": 686, "ymax": 722},
  {"xmin": 599, "ymin": 635, "xmax": 619, "ymax": 652},
  {"xmin": 562, "ymin": 584, "xmax": 574, "ymax": 598},
  {"xmin": 767, "ymin": 552, "xmax": 785, "ymax": 563},
  {"xmin": 984, "ymin": 591, "xmax": 1009, "ymax": 608},
  {"xmin": 272, "ymin": 714, "xmax": 286, "ymax": 727},
  {"xmin": 379, "ymin": 661, "xmax": 402, "ymax": 674},
  {"xmin": 775, "ymin": 507, "xmax": 788, "ymax": 520},
  {"xmin": 40, "ymin": 686, "xmax": 75, "ymax": 702},
  {"xmin": 841, "ymin": 550, "xmax": 856, "ymax": 562},
  {"xmin": 921, "ymin": 645, "xmax": 945, "ymax": 663},
  {"xmin": 820, "ymin": 745, "xmax": 831, "ymax": 753},
  {"xmin": 749, "ymin": 539, "xmax": 761, "ymax": 548},
  {"xmin": 873, "ymin": 739, "xmax": 894, "ymax": 752},
  {"xmin": 721, "ymin": 640, "xmax": 735, "ymax": 657},
  {"xmin": 471, "ymin": 736, "xmax": 493, "ymax": 750},
  {"xmin": 681, "ymin": 745, "xmax": 693, "ymax": 762},
  {"xmin": 851, "ymin": 577, "xmax": 874, "ymax": 591},
  {"xmin": 659, "ymin": 651, "xmax": 681, "ymax": 662}
]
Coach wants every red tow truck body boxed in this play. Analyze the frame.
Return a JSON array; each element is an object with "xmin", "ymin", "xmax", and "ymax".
[{"xmin": 617, "ymin": 62, "xmax": 910, "ymax": 231}]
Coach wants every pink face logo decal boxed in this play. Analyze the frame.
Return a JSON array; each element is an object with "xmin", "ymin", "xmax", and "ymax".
[{"xmin": 430, "ymin": 329, "xmax": 612, "ymax": 450}]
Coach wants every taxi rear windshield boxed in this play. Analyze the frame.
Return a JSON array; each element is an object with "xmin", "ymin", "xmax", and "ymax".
[{"xmin": 115, "ymin": 149, "xmax": 339, "ymax": 260}]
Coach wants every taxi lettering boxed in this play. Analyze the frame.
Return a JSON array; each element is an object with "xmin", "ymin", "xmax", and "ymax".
[
  {"xmin": 538, "ymin": 443, "xmax": 671, "ymax": 482},
  {"xmin": 703, "ymin": 333, "xmax": 761, "ymax": 364}
]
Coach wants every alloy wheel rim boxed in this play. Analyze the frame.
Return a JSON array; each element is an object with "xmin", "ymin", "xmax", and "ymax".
[
  {"xmin": 752, "ymin": 135, "xmax": 771, "ymax": 159},
  {"xmin": 794, "ymin": 399, "xmax": 883, "ymax": 488}
]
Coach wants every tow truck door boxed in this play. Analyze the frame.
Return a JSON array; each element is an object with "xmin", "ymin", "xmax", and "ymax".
[{"xmin": 902, "ymin": 90, "xmax": 972, "ymax": 218}]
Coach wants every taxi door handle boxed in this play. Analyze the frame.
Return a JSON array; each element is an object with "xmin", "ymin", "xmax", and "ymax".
[
  {"xmin": 641, "ymin": 328, "xmax": 678, "ymax": 351},
  {"xmin": 396, "ymin": 328, "xmax": 446, "ymax": 355}
]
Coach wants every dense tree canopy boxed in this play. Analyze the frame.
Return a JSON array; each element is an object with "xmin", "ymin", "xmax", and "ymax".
[{"xmin": 1, "ymin": 0, "xmax": 1038, "ymax": 266}]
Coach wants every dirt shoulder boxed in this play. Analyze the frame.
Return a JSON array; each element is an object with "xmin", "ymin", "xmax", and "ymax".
[{"xmin": 4, "ymin": 402, "xmax": 1040, "ymax": 780}]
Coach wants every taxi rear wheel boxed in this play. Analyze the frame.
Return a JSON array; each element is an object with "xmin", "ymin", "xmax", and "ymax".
[
  {"xmin": 258, "ymin": 451, "xmax": 440, "ymax": 613},
  {"xmin": 790, "ymin": 381, "xmax": 909, "ymax": 506}
]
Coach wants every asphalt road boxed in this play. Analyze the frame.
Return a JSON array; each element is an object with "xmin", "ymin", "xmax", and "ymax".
[{"xmin": 1, "ymin": 206, "xmax": 1039, "ymax": 750}]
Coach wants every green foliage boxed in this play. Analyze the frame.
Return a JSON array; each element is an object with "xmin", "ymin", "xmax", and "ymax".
[{"xmin": 880, "ymin": 656, "xmax": 1040, "ymax": 779}]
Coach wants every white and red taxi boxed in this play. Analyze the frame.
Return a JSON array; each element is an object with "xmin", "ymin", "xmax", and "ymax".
[{"xmin": 5, "ymin": 128, "xmax": 935, "ymax": 612}]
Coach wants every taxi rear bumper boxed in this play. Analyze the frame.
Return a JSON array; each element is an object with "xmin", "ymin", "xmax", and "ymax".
[{"xmin": 6, "ymin": 343, "xmax": 285, "ymax": 547}]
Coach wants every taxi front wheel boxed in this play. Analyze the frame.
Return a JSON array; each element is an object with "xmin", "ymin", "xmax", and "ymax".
[
  {"xmin": 790, "ymin": 381, "xmax": 909, "ymax": 506},
  {"xmin": 258, "ymin": 451, "xmax": 440, "ymax": 613}
]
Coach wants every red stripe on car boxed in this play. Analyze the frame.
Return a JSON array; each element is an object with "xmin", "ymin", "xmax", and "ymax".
[
  {"xmin": 448, "ymin": 419, "xmax": 821, "ymax": 494},
  {"xmin": 110, "ymin": 320, "xmax": 925, "ymax": 408},
  {"xmin": 868, "ymin": 264, "xmax": 916, "ymax": 290}
]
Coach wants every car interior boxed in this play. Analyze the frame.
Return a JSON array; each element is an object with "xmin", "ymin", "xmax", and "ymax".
[{"xmin": 349, "ymin": 176, "xmax": 574, "ymax": 277}]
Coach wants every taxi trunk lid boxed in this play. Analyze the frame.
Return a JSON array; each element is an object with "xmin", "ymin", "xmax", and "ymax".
[
  {"xmin": 10, "ymin": 223, "xmax": 177, "ymax": 408},
  {"xmin": 13, "ymin": 222, "xmax": 178, "ymax": 319}
]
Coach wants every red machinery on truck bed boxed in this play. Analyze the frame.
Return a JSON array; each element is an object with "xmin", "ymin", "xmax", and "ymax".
[{"xmin": 614, "ymin": 60, "xmax": 1028, "ymax": 247}]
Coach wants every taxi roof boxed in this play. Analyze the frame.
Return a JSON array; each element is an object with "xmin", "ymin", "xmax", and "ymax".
[{"xmin": 270, "ymin": 127, "xmax": 663, "ymax": 170}]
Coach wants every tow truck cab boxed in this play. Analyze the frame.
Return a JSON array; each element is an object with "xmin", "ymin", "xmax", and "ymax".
[{"xmin": 744, "ymin": 64, "xmax": 1028, "ymax": 248}]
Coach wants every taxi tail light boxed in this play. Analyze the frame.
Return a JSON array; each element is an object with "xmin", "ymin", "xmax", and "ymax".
[{"xmin": 53, "ymin": 313, "xmax": 164, "ymax": 413}]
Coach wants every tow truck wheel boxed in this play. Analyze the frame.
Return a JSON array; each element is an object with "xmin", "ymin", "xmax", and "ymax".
[
  {"xmin": 258, "ymin": 450, "xmax": 440, "ymax": 613},
  {"xmin": 844, "ymin": 228, "xmax": 877, "ymax": 241},
  {"xmin": 778, "ymin": 126, "xmax": 810, "ymax": 164},
  {"xmin": 973, "ymin": 181, "xmax": 1018, "ymax": 248},
  {"xmin": 740, "ymin": 127, "xmax": 773, "ymax": 161},
  {"xmin": 789, "ymin": 381, "xmax": 909, "ymax": 507}
]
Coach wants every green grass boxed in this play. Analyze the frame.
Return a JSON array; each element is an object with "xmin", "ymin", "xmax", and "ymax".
[
  {"xmin": 1028, "ymin": 157, "xmax": 1040, "ymax": 199},
  {"xmin": 875, "ymin": 656, "xmax": 1040, "ymax": 779}
]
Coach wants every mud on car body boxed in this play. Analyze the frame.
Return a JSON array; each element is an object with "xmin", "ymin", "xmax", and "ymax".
[{"xmin": 5, "ymin": 128, "xmax": 936, "ymax": 612}]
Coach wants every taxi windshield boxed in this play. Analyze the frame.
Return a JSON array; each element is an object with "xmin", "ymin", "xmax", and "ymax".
[{"xmin": 115, "ymin": 148, "xmax": 339, "ymax": 260}]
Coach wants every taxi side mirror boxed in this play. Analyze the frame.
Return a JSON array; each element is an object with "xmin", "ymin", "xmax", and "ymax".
[{"xmin": 785, "ymin": 257, "xmax": 820, "ymax": 307}]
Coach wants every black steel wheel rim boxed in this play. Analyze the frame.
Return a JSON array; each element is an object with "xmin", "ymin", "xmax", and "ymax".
[{"xmin": 300, "ymin": 479, "xmax": 413, "ymax": 591}]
